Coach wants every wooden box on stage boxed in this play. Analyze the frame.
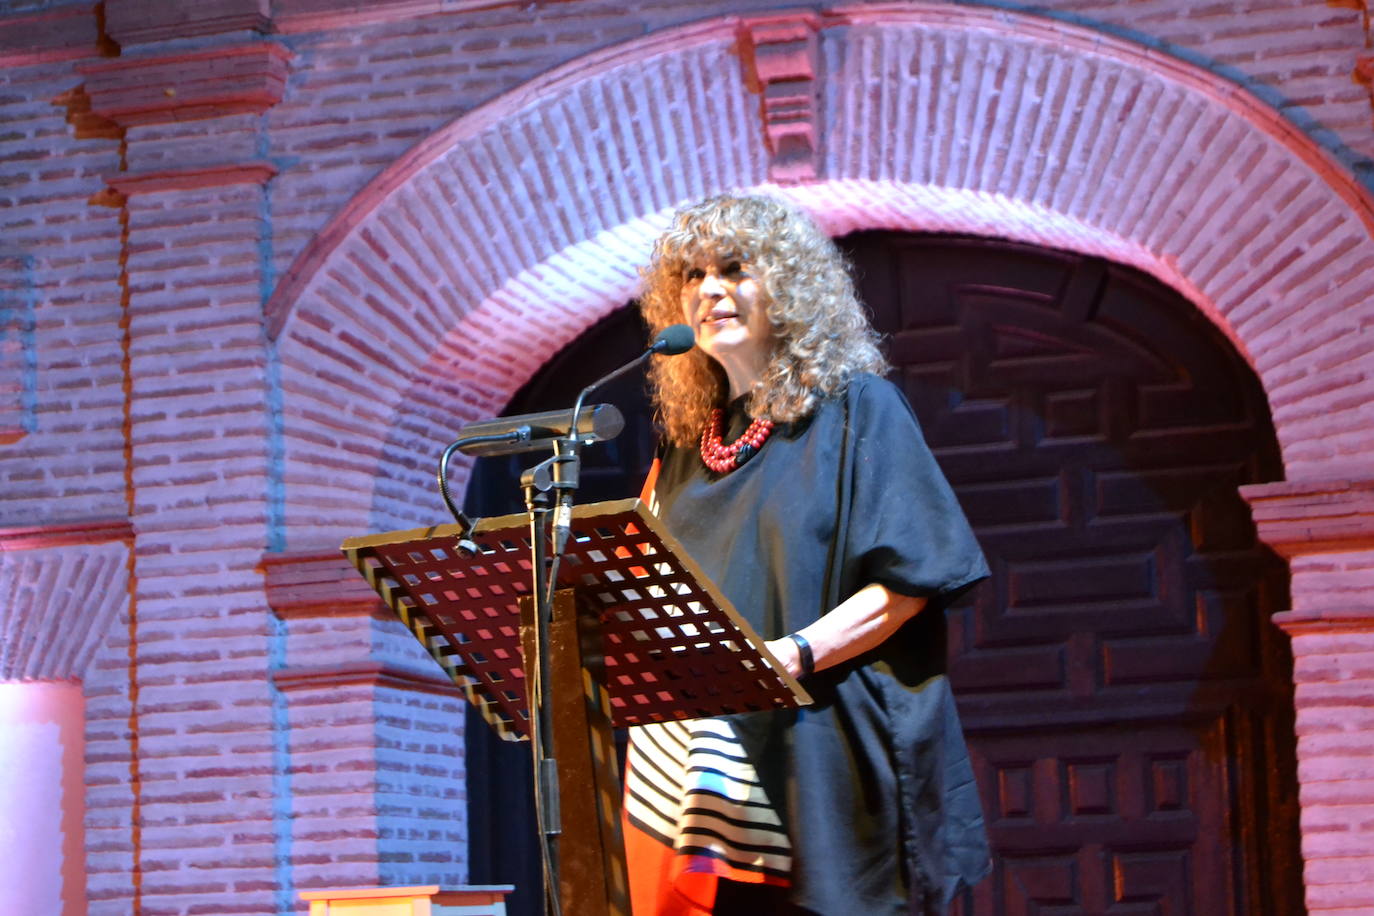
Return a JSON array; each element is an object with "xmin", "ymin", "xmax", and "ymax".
[{"xmin": 299, "ymin": 884, "xmax": 513, "ymax": 915}]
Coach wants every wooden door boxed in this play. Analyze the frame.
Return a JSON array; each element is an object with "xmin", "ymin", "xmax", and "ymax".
[{"xmin": 841, "ymin": 232, "xmax": 1303, "ymax": 916}]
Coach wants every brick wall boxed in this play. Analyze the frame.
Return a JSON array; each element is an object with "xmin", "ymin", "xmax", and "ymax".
[
  {"xmin": 0, "ymin": 0, "xmax": 1371, "ymax": 913},
  {"xmin": 0, "ymin": 74, "xmax": 125, "ymax": 525}
]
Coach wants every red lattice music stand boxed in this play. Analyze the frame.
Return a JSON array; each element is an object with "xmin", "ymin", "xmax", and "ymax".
[{"xmin": 342, "ymin": 498, "xmax": 811, "ymax": 916}]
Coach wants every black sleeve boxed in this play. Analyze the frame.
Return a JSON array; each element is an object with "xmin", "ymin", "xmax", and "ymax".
[{"xmin": 844, "ymin": 375, "xmax": 989, "ymax": 604}]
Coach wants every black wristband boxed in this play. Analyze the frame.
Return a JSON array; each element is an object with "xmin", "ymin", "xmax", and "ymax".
[{"xmin": 788, "ymin": 632, "xmax": 815, "ymax": 678}]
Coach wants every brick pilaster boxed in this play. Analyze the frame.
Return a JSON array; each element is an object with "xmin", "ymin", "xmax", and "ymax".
[
  {"xmin": 265, "ymin": 550, "xmax": 468, "ymax": 892},
  {"xmin": 116, "ymin": 172, "xmax": 280, "ymax": 914},
  {"xmin": 1242, "ymin": 479, "xmax": 1374, "ymax": 914}
]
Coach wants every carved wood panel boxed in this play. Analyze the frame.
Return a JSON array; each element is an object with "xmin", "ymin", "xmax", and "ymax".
[{"xmin": 842, "ymin": 232, "xmax": 1303, "ymax": 916}]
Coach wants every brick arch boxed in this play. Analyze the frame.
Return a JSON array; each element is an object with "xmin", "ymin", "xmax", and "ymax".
[{"xmin": 268, "ymin": 5, "xmax": 1374, "ymax": 547}]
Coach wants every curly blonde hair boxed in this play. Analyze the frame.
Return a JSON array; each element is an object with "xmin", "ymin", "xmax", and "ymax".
[{"xmin": 640, "ymin": 195, "xmax": 888, "ymax": 447}]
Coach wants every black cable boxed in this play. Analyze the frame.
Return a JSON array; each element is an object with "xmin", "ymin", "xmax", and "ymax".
[
  {"xmin": 437, "ymin": 440, "xmax": 468, "ymax": 525},
  {"xmin": 438, "ymin": 433, "xmax": 525, "ymax": 550}
]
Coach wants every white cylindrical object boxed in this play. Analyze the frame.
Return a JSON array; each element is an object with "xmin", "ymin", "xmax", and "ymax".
[{"xmin": 0, "ymin": 680, "xmax": 87, "ymax": 916}]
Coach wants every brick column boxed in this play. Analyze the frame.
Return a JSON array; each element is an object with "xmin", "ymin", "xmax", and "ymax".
[
  {"xmin": 1242, "ymin": 478, "xmax": 1374, "ymax": 914},
  {"xmin": 115, "ymin": 171, "xmax": 281, "ymax": 914},
  {"xmin": 78, "ymin": 8, "xmax": 475, "ymax": 905},
  {"xmin": 74, "ymin": 14, "xmax": 295, "ymax": 911},
  {"xmin": 264, "ymin": 551, "xmax": 468, "ymax": 893}
]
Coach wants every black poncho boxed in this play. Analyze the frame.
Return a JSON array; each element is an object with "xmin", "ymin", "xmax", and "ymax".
[{"xmin": 648, "ymin": 373, "xmax": 991, "ymax": 915}]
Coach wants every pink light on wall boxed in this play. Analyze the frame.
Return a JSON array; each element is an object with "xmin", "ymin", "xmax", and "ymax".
[{"xmin": 0, "ymin": 681, "xmax": 87, "ymax": 916}]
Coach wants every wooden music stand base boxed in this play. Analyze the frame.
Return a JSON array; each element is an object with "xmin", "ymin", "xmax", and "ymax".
[{"xmin": 523, "ymin": 589, "xmax": 628, "ymax": 916}]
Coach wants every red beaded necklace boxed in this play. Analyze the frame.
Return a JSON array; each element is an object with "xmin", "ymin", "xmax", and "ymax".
[{"xmin": 699, "ymin": 407, "xmax": 775, "ymax": 473}]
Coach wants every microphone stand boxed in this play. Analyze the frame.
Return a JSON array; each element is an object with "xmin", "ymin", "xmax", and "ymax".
[
  {"xmin": 447, "ymin": 431, "xmax": 565, "ymax": 914},
  {"xmin": 518, "ymin": 469, "xmax": 562, "ymax": 916},
  {"xmin": 520, "ymin": 347, "xmax": 660, "ymax": 916},
  {"xmin": 440, "ymin": 325, "xmax": 691, "ymax": 916}
]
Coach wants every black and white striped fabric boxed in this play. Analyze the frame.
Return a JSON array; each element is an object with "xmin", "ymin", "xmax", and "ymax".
[{"xmin": 624, "ymin": 717, "xmax": 792, "ymax": 879}]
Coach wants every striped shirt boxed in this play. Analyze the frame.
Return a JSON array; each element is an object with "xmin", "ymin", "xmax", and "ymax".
[{"xmin": 624, "ymin": 717, "xmax": 792, "ymax": 881}]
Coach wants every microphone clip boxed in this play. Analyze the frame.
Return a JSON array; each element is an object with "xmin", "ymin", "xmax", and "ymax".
[
  {"xmin": 520, "ymin": 436, "xmax": 580, "ymax": 557},
  {"xmin": 520, "ymin": 437, "xmax": 581, "ymax": 495}
]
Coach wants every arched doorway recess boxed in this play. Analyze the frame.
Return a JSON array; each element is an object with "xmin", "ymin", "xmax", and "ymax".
[{"xmin": 462, "ymin": 232, "xmax": 1301, "ymax": 915}]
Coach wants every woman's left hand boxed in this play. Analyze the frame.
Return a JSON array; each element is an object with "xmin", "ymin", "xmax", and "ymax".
[{"xmin": 764, "ymin": 637, "xmax": 804, "ymax": 678}]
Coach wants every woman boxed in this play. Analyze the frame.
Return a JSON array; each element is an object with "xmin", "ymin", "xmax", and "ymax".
[{"xmin": 625, "ymin": 195, "xmax": 990, "ymax": 915}]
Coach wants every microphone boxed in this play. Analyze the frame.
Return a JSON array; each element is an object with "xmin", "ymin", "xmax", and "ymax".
[
  {"xmin": 649, "ymin": 323, "xmax": 695, "ymax": 356},
  {"xmin": 451, "ymin": 325, "xmax": 692, "ymax": 458},
  {"xmin": 439, "ymin": 324, "xmax": 695, "ymax": 554},
  {"xmin": 452, "ymin": 404, "xmax": 625, "ymax": 457},
  {"xmin": 550, "ymin": 323, "xmax": 694, "ymax": 553},
  {"xmin": 439, "ymin": 402, "xmax": 624, "ymax": 557}
]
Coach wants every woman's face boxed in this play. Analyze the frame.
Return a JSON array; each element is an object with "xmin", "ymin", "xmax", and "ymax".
[{"xmin": 679, "ymin": 253, "xmax": 771, "ymax": 371}]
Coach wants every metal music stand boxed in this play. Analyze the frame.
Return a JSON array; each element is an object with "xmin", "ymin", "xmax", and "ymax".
[{"xmin": 341, "ymin": 498, "xmax": 812, "ymax": 916}]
